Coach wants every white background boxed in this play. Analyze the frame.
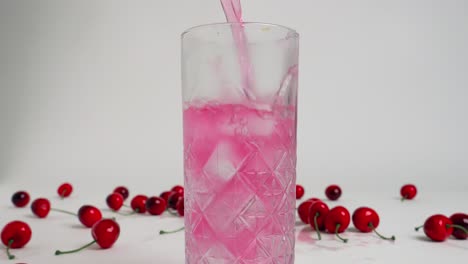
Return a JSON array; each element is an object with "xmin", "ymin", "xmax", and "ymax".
[
  {"xmin": 1, "ymin": 0, "xmax": 468, "ymax": 192},
  {"xmin": 0, "ymin": 0, "xmax": 467, "ymax": 263}
]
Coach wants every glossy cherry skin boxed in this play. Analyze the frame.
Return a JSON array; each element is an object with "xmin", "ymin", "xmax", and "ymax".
[
  {"xmin": 352, "ymin": 207, "xmax": 380, "ymax": 232},
  {"xmin": 11, "ymin": 191, "xmax": 31, "ymax": 208},
  {"xmin": 160, "ymin": 191, "xmax": 175, "ymax": 207},
  {"xmin": 176, "ymin": 199, "xmax": 184, "ymax": 216},
  {"xmin": 400, "ymin": 184, "xmax": 417, "ymax": 200},
  {"xmin": 296, "ymin": 185, "xmax": 305, "ymax": 199},
  {"xmin": 92, "ymin": 219, "xmax": 120, "ymax": 249},
  {"xmin": 171, "ymin": 185, "xmax": 184, "ymax": 195},
  {"xmin": 449, "ymin": 213, "xmax": 467, "ymax": 240},
  {"xmin": 78, "ymin": 205, "xmax": 103, "ymax": 228},
  {"xmin": 130, "ymin": 195, "xmax": 148, "ymax": 214},
  {"xmin": 423, "ymin": 214, "xmax": 453, "ymax": 242},
  {"xmin": 325, "ymin": 206, "xmax": 351, "ymax": 233},
  {"xmin": 113, "ymin": 186, "xmax": 129, "ymax": 200},
  {"xmin": 106, "ymin": 193, "xmax": 124, "ymax": 211},
  {"xmin": 168, "ymin": 192, "xmax": 184, "ymax": 210},
  {"xmin": 31, "ymin": 198, "xmax": 51, "ymax": 218},
  {"xmin": 58, "ymin": 183, "xmax": 73, "ymax": 198},
  {"xmin": 146, "ymin": 197, "xmax": 167, "ymax": 215},
  {"xmin": 297, "ymin": 200, "xmax": 314, "ymax": 224},
  {"xmin": 308, "ymin": 201, "xmax": 329, "ymax": 230},
  {"xmin": 325, "ymin": 185, "xmax": 342, "ymax": 201},
  {"xmin": 1, "ymin": 221, "xmax": 32, "ymax": 249}
]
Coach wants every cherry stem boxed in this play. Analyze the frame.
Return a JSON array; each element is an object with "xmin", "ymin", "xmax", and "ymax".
[
  {"xmin": 60, "ymin": 190, "xmax": 67, "ymax": 200},
  {"xmin": 159, "ymin": 226, "xmax": 185, "ymax": 235},
  {"xmin": 55, "ymin": 240, "xmax": 96, "ymax": 256},
  {"xmin": 6, "ymin": 239, "xmax": 15, "ymax": 260},
  {"xmin": 400, "ymin": 195, "xmax": 407, "ymax": 202},
  {"xmin": 447, "ymin": 224, "xmax": 468, "ymax": 234},
  {"xmin": 123, "ymin": 204, "xmax": 131, "ymax": 208},
  {"xmin": 313, "ymin": 213, "xmax": 322, "ymax": 240},
  {"xmin": 51, "ymin": 208, "xmax": 77, "ymax": 216},
  {"xmin": 414, "ymin": 225, "xmax": 424, "ymax": 231},
  {"xmin": 334, "ymin": 224, "xmax": 348, "ymax": 243},
  {"xmin": 369, "ymin": 223, "xmax": 395, "ymax": 241}
]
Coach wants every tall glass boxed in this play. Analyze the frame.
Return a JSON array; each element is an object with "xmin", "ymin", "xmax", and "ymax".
[{"xmin": 182, "ymin": 22, "xmax": 299, "ymax": 264}]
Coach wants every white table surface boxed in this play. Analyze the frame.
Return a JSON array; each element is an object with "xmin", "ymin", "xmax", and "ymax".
[{"xmin": 0, "ymin": 183, "xmax": 466, "ymax": 264}]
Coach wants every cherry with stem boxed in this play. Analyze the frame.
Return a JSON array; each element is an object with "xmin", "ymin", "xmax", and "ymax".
[
  {"xmin": 400, "ymin": 184, "xmax": 417, "ymax": 202},
  {"xmin": 31, "ymin": 198, "xmax": 77, "ymax": 218},
  {"xmin": 308, "ymin": 201, "xmax": 329, "ymax": 240},
  {"xmin": 416, "ymin": 224, "xmax": 468, "ymax": 235},
  {"xmin": 1, "ymin": 221, "xmax": 32, "ymax": 260},
  {"xmin": 58, "ymin": 183, "xmax": 73, "ymax": 199},
  {"xmin": 415, "ymin": 214, "xmax": 467, "ymax": 242},
  {"xmin": 55, "ymin": 219, "xmax": 120, "ymax": 256},
  {"xmin": 352, "ymin": 207, "xmax": 395, "ymax": 241},
  {"xmin": 324, "ymin": 206, "xmax": 351, "ymax": 243}
]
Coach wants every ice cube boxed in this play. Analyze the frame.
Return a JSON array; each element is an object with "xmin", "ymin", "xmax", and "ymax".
[{"xmin": 203, "ymin": 142, "xmax": 238, "ymax": 181}]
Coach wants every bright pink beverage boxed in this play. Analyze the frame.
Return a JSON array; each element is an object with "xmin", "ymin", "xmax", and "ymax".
[{"xmin": 184, "ymin": 102, "xmax": 296, "ymax": 263}]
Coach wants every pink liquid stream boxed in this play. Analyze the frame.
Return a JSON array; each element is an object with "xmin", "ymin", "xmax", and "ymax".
[{"xmin": 220, "ymin": 0, "xmax": 256, "ymax": 100}]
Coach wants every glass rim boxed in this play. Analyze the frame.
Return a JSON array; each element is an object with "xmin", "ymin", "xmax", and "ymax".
[{"xmin": 181, "ymin": 22, "xmax": 299, "ymax": 39}]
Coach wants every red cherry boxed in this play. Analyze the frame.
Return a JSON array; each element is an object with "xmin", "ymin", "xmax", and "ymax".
[
  {"xmin": 106, "ymin": 193, "xmax": 124, "ymax": 211},
  {"xmin": 297, "ymin": 200, "xmax": 314, "ymax": 224},
  {"xmin": 160, "ymin": 191, "xmax": 175, "ymax": 206},
  {"xmin": 416, "ymin": 214, "xmax": 453, "ymax": 242},
  {"xmin": 58, "ymin": 183, "xmax": 73, "ymax": 198},
  {"xmin": 31, "ymin": 198, "xmax": 51, "ymax": 218},
  {"xmin": 1, "ymin": 221, "xmax": 32, "ymax": 260},
  {"xmin": 55, "ymin": 219, "xmax": 120, "ymax": 256},
  {"xmin": 400, "ymin": 184, "xmax": 417, "ymax": 201},
  {"xmin": 176, "ymin": 199, "xmax": 184, "ymax": 216},
  {"xmin": 130, "ymin": 195, "xmax": 148, "ymax": 214},
  {"xmin": 296, "ymin": 185, "xmax": 305, "ymax": 200},
  {"xmin": 78, "ymin": 205, "xmax": 103, "ymax": 228},
  {"xmin": 449, "ymin": 213, "xmax": 468, "ymax": 240},
  {"xmin": 31, "ymin": 198, "xmax": 77, "ymax": 218},
  {"xmin": 146, "ymin": 197, "xmax": 166, "ymax": 216},
  {"xmin": 92, "ymin": 219, "xmax": 120, "ymax": 249},
  {"xmin": 168, "ymin": 192, "xmax": 183, "ymax": 210},
  {"xmin": 325, "ymin": 185, "xmax": 342, "ymax": 201},
  {"xmin": 11, "ymin": 191, "xmax": 30, "ymax": 208},
  {"xmin": 324, "ymin": 206, "xmax": 350, "ymax": 243},
  {"xmin": 352, "ymin": 207, "xmax": 379, "ymax": 232},
  {"xmin": 171, "ymin": 185, "xmax": 184, "ymax": 195},
  {"xmin": 352, "ymin": 207, "xmax": 395, "ymax": 241},
  {"xmin": 113, "ymin": 186, "xmax": 129, "ymax": 200},
  {"xmin": 308, "ymin": 201, "xmax": 329, "ymax": 240}
]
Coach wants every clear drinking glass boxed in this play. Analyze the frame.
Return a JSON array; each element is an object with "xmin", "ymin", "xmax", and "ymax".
[{"xmin": 182, "ymin": 22, "xmax": 299, "ymax": 264}]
